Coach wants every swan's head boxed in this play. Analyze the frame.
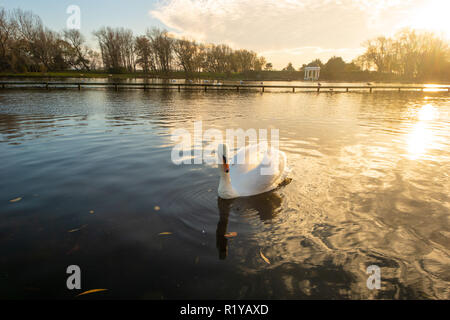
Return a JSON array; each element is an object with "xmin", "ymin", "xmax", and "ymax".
[{"xmin": 217, "ymin": 143, "xmax": 230, "ymax": 174}]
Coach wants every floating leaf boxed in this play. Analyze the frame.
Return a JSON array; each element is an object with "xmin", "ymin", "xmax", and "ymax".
[
  {"xmin": 76, "ymin": 289, "xmax": 108, "ymax": 297},
  {"xmin": 260, "ymin": 250, "xmax": 271, "ymax": 265},
  {"xmin": 159, "ymin": 232, "xmax": 172, "ymax": 235},
  {"xmin": 68, "ymin": 225, "xmax": 87, "ymax": 233},
  {"xmin": 154, "ymin": 206, "xmax": 161, "ymax": 211},
  {"xmin": 9, "ymin": 197, "xmax": 22, "ymax": 203},
  {"xmin": 224, "ymin": 232, "xmax": 238, "ymax": 238}
]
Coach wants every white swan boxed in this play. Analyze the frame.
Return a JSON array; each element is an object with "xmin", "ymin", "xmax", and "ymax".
[{"xmin": 217, "ymin": 143, "xmax": 289, "ymax": 199}]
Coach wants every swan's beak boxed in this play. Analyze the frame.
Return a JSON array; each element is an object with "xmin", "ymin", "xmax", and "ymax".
[{"xmin": 222, "ymin": 155, "xmax": 229, "ymax": 173}]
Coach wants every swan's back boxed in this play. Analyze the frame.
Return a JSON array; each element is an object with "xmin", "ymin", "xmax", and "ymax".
[{"xmin": 229, "ymin": 143, "xmax": 287, "ymax": 197}]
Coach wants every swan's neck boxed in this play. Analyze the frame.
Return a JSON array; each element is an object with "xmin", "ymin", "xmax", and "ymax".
[{"xmin": 218, "ymin": 170, "xmax": 237, "ymax": 199}]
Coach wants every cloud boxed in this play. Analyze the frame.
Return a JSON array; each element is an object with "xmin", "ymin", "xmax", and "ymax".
[{"xmin": 150, "ymin": 0, "xmax": 422, "ymax": 68}]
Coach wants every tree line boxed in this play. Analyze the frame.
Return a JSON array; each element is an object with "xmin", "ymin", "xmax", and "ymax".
[
  {"xmin": 356, "ymin": 29, "xmax": 449, "ymax": 81},
  {"xmin": 0, "ymin": 7, "xmax": 267, "ymax": 75},
  {"xmin": 288, "ymin": 29, "xmax": 449, "ymax": 82},
  {"xmin": 0, "ymin": 8, "xmax": 101, "ymax": 72}
]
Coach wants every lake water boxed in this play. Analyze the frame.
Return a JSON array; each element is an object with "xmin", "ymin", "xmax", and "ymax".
[{"xmin": 0, "ymin": 87, "xmax": 449, "ymax": 299}]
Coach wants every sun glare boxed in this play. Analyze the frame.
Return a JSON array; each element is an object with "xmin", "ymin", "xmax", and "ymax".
[
  {"xmin": 418, "ymin": 104, "xmax": 438, "ymax": 121},
  {"xmin": 408, "ymin": 0, "xmax": 450, "ymax": 38},
  {"xmin": 406, "ymin": 104, "xmax": 438, "ymax": 160}
]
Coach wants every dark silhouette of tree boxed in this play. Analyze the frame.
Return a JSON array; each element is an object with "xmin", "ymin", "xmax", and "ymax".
[
  {"xmin": 282, "ymin": 62, "xmax": 295, "ymax": 72},
  {"xmin": 322, "ymin": 56, "xmax": 347, "ymax": 79},
  {"xmin": 135, "ymin": 35, "xmax": 153, "ymax": 73},
  {"xmin": 147, "ymin": 28, "xmax": 173, "ymax": 74},
  {"xmin": 63, "ymin": 29, "xmax": 90, "ymax": 70},
  {"xmin": 300, "ymin": 59, "xmax": 324, "ymax": 71},
  {"xmin": 264, "ymin": 62, "xmax": 273, "ymax": 71}
]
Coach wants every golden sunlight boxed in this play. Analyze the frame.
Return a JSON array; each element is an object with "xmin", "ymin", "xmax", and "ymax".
[
  {"xmin": 408, "ymin": 0, "xmax": 450, "ymax": 38},
  {"xmin": 407, "ymin": 123, "xmax": 433, "ymax": 159},
  {"xmin": 418, "ymin": 104, "xmax": 438, "ymax": 121},
  {"xmin": 407, "ymin": 104, "xmax": 438, "ymax": 159},
  {"xmin": 423, "ymin": 85, "xmax": 449, "ymax": 92}
]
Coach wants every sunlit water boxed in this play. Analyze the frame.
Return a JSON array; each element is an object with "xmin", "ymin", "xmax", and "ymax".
[{"xmin": 0, "ymin": 88, "xmax": 449, "ymax": 299}]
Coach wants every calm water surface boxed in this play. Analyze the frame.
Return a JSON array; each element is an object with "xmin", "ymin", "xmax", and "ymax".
[{"xmin": 0, "ymin": 88, "xmax": 449, "ymax": 299}]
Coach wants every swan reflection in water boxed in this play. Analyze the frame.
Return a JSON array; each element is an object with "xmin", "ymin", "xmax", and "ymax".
[{"xmin": 216, "ymin": 188, "xmax": 286, "ymax": 260}]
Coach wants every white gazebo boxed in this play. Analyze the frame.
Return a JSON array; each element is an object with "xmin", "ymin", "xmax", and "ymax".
[{"xmin": 304, "ymin": 66, "xmax": 321, "ymax": 81}]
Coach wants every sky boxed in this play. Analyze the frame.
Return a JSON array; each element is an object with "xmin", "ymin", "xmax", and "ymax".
[{"xmin": 1, "ymin": 0, "xmax": 449, "ymax": 69}]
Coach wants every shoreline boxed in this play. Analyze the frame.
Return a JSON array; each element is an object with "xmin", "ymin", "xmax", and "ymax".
[{"xmin": 1, "ymin": 72, "xmax": 449, "ymax": 85}]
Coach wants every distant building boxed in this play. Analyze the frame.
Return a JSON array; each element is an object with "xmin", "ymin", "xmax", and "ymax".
[{"xmin": 304, "ymin": 66, "xmax": 321, "ymax": 81}]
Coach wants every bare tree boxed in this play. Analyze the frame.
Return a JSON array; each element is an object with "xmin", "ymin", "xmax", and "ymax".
[
  {"xmin": 173, "ymin": 38, "xmax": 203, "ymax": 73},
  {"xmin": 118, "ymin": 28, "xmax": 135, "ymax": 72},
  {"xmin": 94, "ymin": 27, "xmax": 116, "ymax": 71},
  {"xmin": 87, "ymin": 49, "xmax": 101, "ymax": 70},
  {"xmin": 147, "ymin": 28, "xmax": 173, "ymax": 73},
  {"xmin": 357, "ymin": 28, "xmax": 450, "ymax": 80},
  {"xmin": 203, "ymin": 44, "xmax": 233, "ymax": 73},
  {"xmin": 94, "ymin": 27, "xmax": 136, "ymax": 72},
  {"xmin": 135, "ymin": 35, "xmax": 153, "ymax": 73},
  {"xmin": 0, "ymin": 8, "xmax": 17, "ymax": 71},
  {"xmin": 63, "ymin": 29, "xmax": 90, "ymax": 70},
  {"xmin": 231, "ymin": 49, "xmax": 259, "ymax": 72}
]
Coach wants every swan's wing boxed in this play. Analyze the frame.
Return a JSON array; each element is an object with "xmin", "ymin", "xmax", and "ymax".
[
  {"xmin": 230, "ymin": 142, "xmax": 268, "ymax": 175},
  {"xmin": 230, "ymin": 146, "xmax": 287, "ymax": 196},
  {"xmin": 254, "ymin": 147, "xmax": 287, "ymax": 191}
]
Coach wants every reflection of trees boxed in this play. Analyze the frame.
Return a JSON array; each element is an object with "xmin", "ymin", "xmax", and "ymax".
[
  {"xmin": 0, "ymin": 114, "xmax": 24, "ymax": 142},
  {"xmin": 103, "ymin": 90, "xmax": 210, "ymax": 130},
  {"xmin": 0, "ymin": 113, "xmax": 79, "ymax": 143},
  {"xmin": 0, "ymin": 114, "xmax": 20, "ymax": 133}
]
